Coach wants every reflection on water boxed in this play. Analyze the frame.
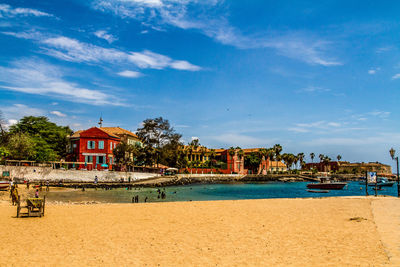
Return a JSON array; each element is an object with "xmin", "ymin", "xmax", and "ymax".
[{"xmin": 44, "ymin": 181, "xmax": 399, "ymax": 203}]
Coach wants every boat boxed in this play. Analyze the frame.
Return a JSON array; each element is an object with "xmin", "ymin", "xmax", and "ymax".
[
  {"xmin": 0, "ymin": 181, "xmax": 10, "ymax": 190},
  {"xmin": 359, "ymin": 177, "xmax": 395, "ymax": 187},
  {"xmin": 307, "ymin": 189, "xmax": 330, "ymax": 193},
  {"xmin": 307, "ymin": 175, "xmax": 347, "ymax": 190},
  {"xmin": 307, "ymin": 183, "xmax": 347, "ymax": 190}
]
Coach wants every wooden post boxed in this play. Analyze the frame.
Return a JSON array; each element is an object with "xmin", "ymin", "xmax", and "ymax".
[{"xmin": 365, "ymin": 171, "xmax": 369, "ymax": 196}]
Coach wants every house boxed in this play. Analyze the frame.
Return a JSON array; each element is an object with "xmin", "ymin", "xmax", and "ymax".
[
  {"xmin": 67, "ymin": 127, "xmax": 141, "ymax": 170},
  {"xmin": 268, "ymin": 161, "xmax": 288, "ymax": 172}
]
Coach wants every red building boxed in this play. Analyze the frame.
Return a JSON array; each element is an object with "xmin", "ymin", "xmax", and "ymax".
[{"xmin": 68, "ymin": 127, "xmax": 122, "ymax": 170}]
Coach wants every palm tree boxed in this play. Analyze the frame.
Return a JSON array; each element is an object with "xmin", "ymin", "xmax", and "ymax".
[
  {"xmin": 281, "ymin": 153, "xmax": 289, "ymax": 170},
  {"xmin": 187, "ymin": 145, "xmax": 193, "ymax": 174},
  {"xmin": 293, "ymin": 155, "xmax": 299, "ymax": 170},
  {"xmin": 319, "ymin": 154, "xmax": 324, "ymax": 162},
  {"xmin": 337, "ymin": 155, "xmax": 342, "ymax": 161},
  {"xmin": 228, "ymin": 147, "xmax": 236, "ymax": 157},
  {"xmin": 310, "ymin": 153, "xmax": 315, "ymax": 163},
  {"xmin": 288, "ymin": 154, "xmax": 295, "ymax": 171},
  {"xmin": 228, "ymin": 147, "xmax": 236, "ymax": 173},
  {"xmin": 273, "ymin": 144, "xmax": 282, "ymax": 172},
  {"xmin": 266, "ymin": 148, "xmax": 275, "ymax": 173},
  {"xmin": 209, "ymin": 149, "xmax": 216, "ymax": 173},
  {"xmin": 323, "ymin": 156, "xmax": 331, "ymax": 172},
  {"xmin": 237, "ymin": 149, "xmax": 244, "ymax": 173},
  {"xmin": 297, "ymin": 153, "xmax": 305, "ymax": 170}
]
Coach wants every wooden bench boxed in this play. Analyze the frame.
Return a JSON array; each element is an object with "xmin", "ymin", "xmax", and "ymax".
[{"xmin": 17, "ymin": 196, "xmax": 46, "ymax": 218}]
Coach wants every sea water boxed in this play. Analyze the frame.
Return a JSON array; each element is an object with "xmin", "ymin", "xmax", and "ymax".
[{"xmin": 44, "ymin": 181, "xmax": 399, "ymax": 203}]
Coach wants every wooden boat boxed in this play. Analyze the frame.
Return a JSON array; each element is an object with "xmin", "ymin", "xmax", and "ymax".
[
  {"xmin": 307, "ymin": 183, "xmax": 347, "ymax": 190},
  {"xmin": 0, "ymin": 181, "xmax": 10, "ymax": 190},
  {"xmin": 307, "ymin": 189, "xmax": 330, "ymax": 193}
]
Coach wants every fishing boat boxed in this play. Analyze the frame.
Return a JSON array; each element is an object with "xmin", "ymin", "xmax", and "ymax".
[
  {"xmin": 0, "ymin": 180, "xmax": 10, "ymax": 190},
  {"xmin": 359, "ymin": 177, "xmax": 395, "ymax": 187},
  {"xmin": 307, "ymin": 175, "xmax": 347, "ymax": 190},
  {"xmin": 307, "ymin": 182, "xmax": 347, "ymax": 190},
  {"xmin": 307, "ymin": 189, "xmax": 330, "ymax": 193}
]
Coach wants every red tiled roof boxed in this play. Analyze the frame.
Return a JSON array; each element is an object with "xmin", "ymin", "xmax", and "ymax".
[{"xmin": 100, "ymin": 127, "xmax": 139, "ymax": 138}]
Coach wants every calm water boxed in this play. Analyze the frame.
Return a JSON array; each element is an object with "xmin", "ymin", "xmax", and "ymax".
[{"xmin": 44, "ymin": 181, "xmax": 399, "ymax": 203}]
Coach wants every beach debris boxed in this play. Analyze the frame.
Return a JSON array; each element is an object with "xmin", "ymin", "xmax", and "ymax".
[{"xmin": 349, "ymin": 217, "xmax": 367, "ymax": 222}]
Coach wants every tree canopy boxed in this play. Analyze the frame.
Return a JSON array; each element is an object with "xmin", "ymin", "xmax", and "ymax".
[
  {"xmin": 1, "ymin": 115, "xmax": 72, "ymax": 162},
  {"xmin": 135, "ymin": 117, "xmax": 183, "ymax": 168}
]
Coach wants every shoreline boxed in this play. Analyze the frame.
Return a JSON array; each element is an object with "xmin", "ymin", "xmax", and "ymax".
[{"xmin": 16, "ymin": 173, "xmax": 368, "ymax": 189}]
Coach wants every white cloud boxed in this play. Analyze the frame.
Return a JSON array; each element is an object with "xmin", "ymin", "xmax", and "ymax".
[
  {"xmin": 392, "ymin": 73, "xmax": 400, "ymax": 80},
  {"xmin": 299, "ymin": 86, "xmax": 331, "ymax": 93},
  {"xmin": 289, "ymin": 121, "xmax": 342, "ymax": 133},
  {"xmin": 117, "ymin": 70, "xmax": 142, "ymax": 78},
  {"xmin": 50, "ymin": 111, "xmax": 67, "ymax": 117},
  {"xmin": 91, "ymin": 0, "xmax": 341, "ymax": 66},
  {"xmin": 368, "ymin": 67, "xmax": 380, "ymax": 75},
  {"xmin": 94, "ymin": 30, "xmax": 118, "ymax": 43},
  {"xmin": 4, "ymin": 32, "xmax": 201, "ymax": 71},
  {"xmin": 0, "ymin": 4, "xmax": 53, "ymax": 17},
  {"xmin": 2, "ymin": 104, "xmax": 45, "ymax": 123},
  {"xmin": 0, "ymin": 59, "xmax": 125, "ymax": 106},
  {"xmin": 368, "ymin": 111, "xmax": 390, "ymax": 118}
]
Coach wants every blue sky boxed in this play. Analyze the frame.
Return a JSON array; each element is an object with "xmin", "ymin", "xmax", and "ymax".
[{"xmin": 0, "ymin": 0, "xmax": 400, "ymax": 168}]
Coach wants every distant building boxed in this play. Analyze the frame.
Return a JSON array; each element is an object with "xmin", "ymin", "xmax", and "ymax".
[
  {"xmin": 182, "ymin": 146, "xmax": 286, "ymax": 175},
  {"xmin": 67, "ymin": 127, "xmax": 141, "ymax": 170},
  {"xmin": 338, "ymin": 162, "xmax": 392, "ymax": 174},
  {"xmin": 303, "ymin": 161, "xmax": 392, "ymax": 174},
  {"xmin": 268, "ymin": 161, "xmax": 288, "ymax": 172}
]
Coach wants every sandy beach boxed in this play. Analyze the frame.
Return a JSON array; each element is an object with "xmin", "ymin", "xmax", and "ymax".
[{"xmin": 0, "ymin": 196, "xmax": 398, "ymax": 266}]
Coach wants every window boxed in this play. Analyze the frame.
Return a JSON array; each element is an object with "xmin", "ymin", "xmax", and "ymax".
[
  {"xmin": 85, "ymin": 156, "xmax": 93, "ymax": 163},
  {"xmin": 98, "ymin": 156, "xmax": 104, "ymax": 164},
  {"xmin": 110, "ymin": 142, "xmax": 113, "ymax": 150},
  {"xmin": 87, "ymin": 141, "xmax": 95, "ymax": 149},
  {"xmin": 109, "ymin": 157, "xmax": 113, "ymax": 165},
  {"xmin": 114, "ymin": 143, "xmax": 116, "ymax": 149},
  {"xmin": 99, "ymin": 141, "xmax": 104, "ymax": 149},
  {"xmin": 73, "ymin": 144, "xmax": 77, "ymax": 148}
]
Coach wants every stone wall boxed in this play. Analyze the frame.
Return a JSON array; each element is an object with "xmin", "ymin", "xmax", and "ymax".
[{"xmin": 0, "ymin": 165, "xmax": 159, "ymax": 182}]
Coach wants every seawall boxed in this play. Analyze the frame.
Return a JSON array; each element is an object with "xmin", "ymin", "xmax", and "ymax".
[{"xmin": 0, "ymin": 165, "xmax": 159, "ymax": 182}]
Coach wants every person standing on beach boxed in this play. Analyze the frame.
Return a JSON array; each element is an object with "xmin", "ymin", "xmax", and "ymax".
[
  {"xmin": 35, "ymin": 189, "xmax": 39, "ymax": 198},
  {"xmin": 94, "ymin": 176, "xmax": 98, "ymax": 184},
  {"xmin": 46, "ymin": 180, "xmax": 50, "ymax": 192}
]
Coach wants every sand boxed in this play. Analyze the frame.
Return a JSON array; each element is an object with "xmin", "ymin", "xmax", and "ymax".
[{"xmin": 0, "ymin": 196, "xmax": 398, "ymax": 266}]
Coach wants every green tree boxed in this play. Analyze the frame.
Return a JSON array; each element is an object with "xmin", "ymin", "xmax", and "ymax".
[
  {"xmin": 244, "ymin": 152, "xmax": 261, "ymax": 174},
  {"xmin": 136, "ymin": 117, "xmax": 182, "ymax": 167},
  {"xmin": 0, "ymin": 146, "xmax": 9, "ymax": 163},
  {"xmin": 9, "ymin": 116, "xmax": 72, "ymax": 161},
  {"xmin": 7, "ymin": 133, "xmax": 35, "ymax": 160},
  {"xmin": 337, "ymin": 155, "xmax": 342, "ymax": 161}
]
